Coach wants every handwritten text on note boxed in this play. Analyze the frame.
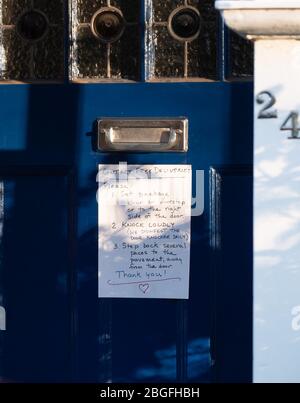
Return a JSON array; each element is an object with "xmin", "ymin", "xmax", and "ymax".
[{"xmin": 98, "ymin": 164, "xmax": 192, "ymax": 299}]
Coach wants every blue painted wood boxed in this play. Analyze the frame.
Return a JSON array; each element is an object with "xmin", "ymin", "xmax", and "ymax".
[
  {"xmin": 210, "ymin": 166, "xmax": 253, "ymax": 383},
  {"xmin": 0, "ymin": 81, "xmax": 253, "ymax": 382}
]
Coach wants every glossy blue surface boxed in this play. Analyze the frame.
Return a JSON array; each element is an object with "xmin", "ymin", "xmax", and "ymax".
[{"xmin": 0, "ymin": 81, "xmax": 253, "ymax": 382}]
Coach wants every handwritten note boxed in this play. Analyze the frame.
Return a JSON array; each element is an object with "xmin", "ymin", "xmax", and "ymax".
[{"xmin": 98, "ymin": 164, "xmax": 192, "ymax": 299}]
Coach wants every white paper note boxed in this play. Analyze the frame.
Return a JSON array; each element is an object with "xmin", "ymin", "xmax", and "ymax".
[{"xmin": 98, "ymin": 164, "xmax": 192, "ymax": 299}]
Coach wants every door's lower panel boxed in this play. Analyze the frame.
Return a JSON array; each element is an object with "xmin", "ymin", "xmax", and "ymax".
[
  {"xmin": 0, "ymin": 167, "xmax": 75, "ymax": 382},
  {"xmin": 210, "ymin": 166, "xmax": 253, "ymax": 383}
]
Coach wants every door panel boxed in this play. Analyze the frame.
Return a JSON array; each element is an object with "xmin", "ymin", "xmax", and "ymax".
[
  {"xmin": 75, "ymin": 82, "xmax": 253, "ymax": 382},
  {"xmin": 210, "ymin": 167, "xmax": 253, "ymax": 383},
  {"xmin": 0, "ymin": 0, "xmax": 253, "ymax": 383},
  {"xmin": 0, "ymin": 169, "xmax": 74, "ymax": 382}
]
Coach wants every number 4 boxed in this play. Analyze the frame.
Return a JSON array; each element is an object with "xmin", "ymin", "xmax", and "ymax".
[{"xmin": 280, "ymin": 112, "xmax": 300, "ymax": 139}]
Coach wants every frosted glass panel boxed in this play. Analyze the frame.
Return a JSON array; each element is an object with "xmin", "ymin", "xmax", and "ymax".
[
  {"xmin": 146, "ymin": 0, "xmax": 217, "ymax": 81},
  {"xmin": 229, "ymin": 31, "xmax": 253, "ymax": 79},
  {"xmin": 0, "ymin": 0, "xmax": 64, "ymax": 81},
  {"xmin": 70, "ymin": 0, "xmax": 140, "ymax": 82}
]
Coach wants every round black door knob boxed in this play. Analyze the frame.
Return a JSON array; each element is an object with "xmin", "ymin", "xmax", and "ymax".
[
  {"xmin": 17, "ymin": 10, "xmax": 48, "ymax": 42},
  {"xmin": 168, "ymin": 6, "xmax": 202, "ymax": 42},
  {"xmin": 91, "ymin": 7, "xmax": 125, "ymax": 43}
]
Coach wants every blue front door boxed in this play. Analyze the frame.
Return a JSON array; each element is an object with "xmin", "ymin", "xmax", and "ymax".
[{"xmin": 0, "ymin": 0, "xmax": 253, "ymax": 383}]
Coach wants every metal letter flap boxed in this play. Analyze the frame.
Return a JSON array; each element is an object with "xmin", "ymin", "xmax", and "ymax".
[{"xmin": 97, "ymin": 118, "xmax": 188, "ymax": 152}]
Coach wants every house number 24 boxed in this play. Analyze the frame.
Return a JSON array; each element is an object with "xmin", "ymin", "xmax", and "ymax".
[{"xmin": 256, "ymin": 91, "xmax": 300, "ymax": 139}]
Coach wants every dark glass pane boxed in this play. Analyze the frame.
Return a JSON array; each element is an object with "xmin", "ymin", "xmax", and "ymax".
[
  {"xmin": 110, "ymin": 26, "xmax": 140, "ymax": 80},
  {"xmin": 110, "ymin": 0, "xmax": 140, "ymax": 22},
  {"xmin": 2, "ymin": 0, "xmax": 31, "ymax": 25},
  {"xmin": 73, "ymin": 28, "xmax": 107, "ymax": 79},
  {"xmin": 17, "ymin": 11, "xmax": 48, "ymax": 42},
  {"xmin": 229, "ymin": 32, "xmax": 254, "ymax": 79},
  {"xmin": 152, "ymin": 0, "xmax": 184, "ymax": 22},
  {"xmin": 76, "ymin": 0, "xmax": 108, "ymax": 24},
  {"xmin": 34, "ymin": 27, "xmax": 64, "ymax": 80},
  {"xmin": 0, "ymin": 30, "xmax": 32, "ymax": 80},
  {"xmin": 153, "ymin": 26, "xmax": 184, "ymax": 78},
  {"xmin": 70, "ymin": 0, "xmax": 140, "ymax": 81},
  {"xmin": 147, "ymin": 0, "xmax": 217, "ymax": 81},
  {"xmin": 33, "ymin": 0, "xmax": 64, "ymax": 24},
  {"xmin": 188, "ymin": 22, "xmax": 216, "ymax": 79},
  {"xmin": 0, "ymin": 0, "xmax": 64, "ymax": 81}
]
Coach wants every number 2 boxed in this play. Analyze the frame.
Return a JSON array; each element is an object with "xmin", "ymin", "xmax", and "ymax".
[{"xmin": 256, "ymin": 91, "xmax": 278, "ymax": 119}]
